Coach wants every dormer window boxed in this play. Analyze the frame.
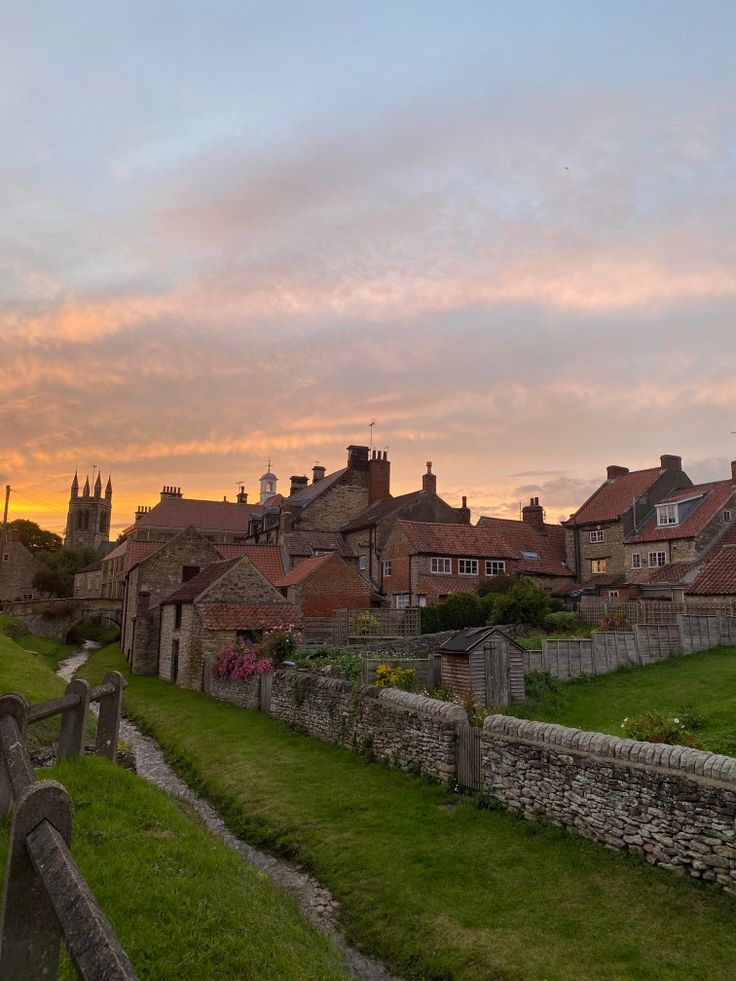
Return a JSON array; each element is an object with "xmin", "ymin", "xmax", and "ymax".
[{"xmin": 656, "ymin": 504, "xmax": 679, "ymax": 527}]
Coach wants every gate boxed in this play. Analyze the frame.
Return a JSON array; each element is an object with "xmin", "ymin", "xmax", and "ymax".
[{"xmin": 456, "ymin": 724, "xmax": 482, "ymax": 791}]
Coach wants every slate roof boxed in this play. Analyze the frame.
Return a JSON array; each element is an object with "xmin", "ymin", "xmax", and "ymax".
[
  {"xmin": 565, "ymin": 467, "xmax": 664, "ymax": 526},
  {"xmin": 340, "ymin": 491, "xmax": 425, "ymax": 532},
  {"xmin": 196, "ymin": 603, "xmax": 302, "ymax": 631},
  {"xmin": 286, "ymin": 468, "xmax": 346, "ymax": 507},
  {"xmin": 133, "ymin": 497, "xmax": 259, "ymax": 533},
  {"xmin": 688, "ymin": 526, "xmax": 736, "ymax": 596},
  {"xmin": 161, "ymin": 558, "xmax": 242, "ymax": 604},
  {"xmin": 75, "ymin": 559, "xmax": 102, "ymax": 574},
  {"xmin": 629, "ymin": 481, "xmax": 735, "ymax": 543},
  {"xmin": 396, "ymin": 519, "xmax": 572, "ymax": 577},
  {"xmin": 439, "ymin": 626, "xmax": 497, "ymax": 653},
  {"xmin": 282, "ymin": 531, "xmax": 356, "ymax": 560}
]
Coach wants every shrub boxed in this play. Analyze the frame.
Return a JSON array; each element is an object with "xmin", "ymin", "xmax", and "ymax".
[
  {"xmin": 543, "ymin": 611, "xmax": 581, "ymax": 634},
  {"xmin": 620, "ymin": 710, "xmax": 703, "ymax": 748},
  {"xmin": 2, "ymin": 618, "xmax": 28, "ymax": 640},
  {"xmin": 261, "ymin": 630, "xmax": 297, "ymax": 667},
  {"xmin": 374, "ymin": 664, "xmax": 416, "ymax": 692},
  {"xmin": 215, "ymin": 641, "xmax": 274, "ymax": 683},
  {"xmin": 523, "ymin": 671, "xmax": 562, "ymax": 699},
  {"xmin": 292, "ymin": 647, "xmax": 364, "ymax": 681},
  {"xmin": 477, "ymin": 572, "xmax": 518, "ymax": 596},
  {"xmin": 490, "ymin": 578, "xmax": 557, "ymax": 628},
  {"xmin": 353, "ymin": 611, "xmax": 380, "ymax": 636}
]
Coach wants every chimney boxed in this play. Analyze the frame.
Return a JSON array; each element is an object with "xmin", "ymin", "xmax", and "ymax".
[
  {"xmin": 606, "ymin": 465, "xmax": 630, "ymax": 480},
  {"xmin": 422, "ymin": 461, "xmax": 437, "ymax": 495},
  {"xmin": 280, "ymin": 507, "xmax": 292, "ymax": 535},
  {"xmin": 731, "ymin": 460, "xmax": 736, "ymax": 482},
  {"xmin": 135, "ymin": 505, "xmax": 150, "ymax": 521},
  {"xmin": 290, "ymin": 475, "xmax": 309, "ymax": 496},
  {"xmin": 160, "ymin": 485, "xmax": 183, "ymax": 502},
  {"xmin": 660, "ymin": 454, "xmax": 682, "ymax": 472},
  {"xmin": 312, "ymin": 465, "xmax": 326, "ymax": 484},
  {"xmin": 522, "ymin": 496, "xmax": 546, "ymax": 534},
  {"xmin": 457, "ymin": 495, "xmax": 471, "ymax": 524},
  {"xmin": 368, "ymin": 449, "xmax": 391, "ymax": 504},
  {"xmin": 236, "ymin": 485, "xmax": 248, "ymax": 504},
  {"xmin": 346, "ymin": 444, "xmax": 370, "ymax": 471}
]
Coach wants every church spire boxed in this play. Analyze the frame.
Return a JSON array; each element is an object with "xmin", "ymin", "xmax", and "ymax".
[
  {"xmin": 94, "ymin": 471, "xmax": 102, "ymax": 498},
  {"xmin": 105, "ymin": 475, "xmax": 113, "ymax": 500},
  {"xmin": 82, "ymin": 475, "xmax": 90, "ymax": 497},
  {"xmin": 70, "ymin": 471, "xmax": 79, "ymax": 499}
]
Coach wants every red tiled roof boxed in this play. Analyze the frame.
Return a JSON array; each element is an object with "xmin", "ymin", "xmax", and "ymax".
[
  {"xmin": 637, "ymin": 561, "xmax": 701, "ymax": 586},
  {"xmin": 687, "ymin": 525, "xmax": 736, "ymax": 596},
  {"xmin": 275, "ymin": 552, "xmax": 335, "ymax": 587},
  {"xmin": 127, "ymin": 540, "xmax": 166, "ymax": 570},
  {"xmin": 565, "ymin": 467, "xmax": 664, "ymax": 526},
  {"xmin": 162, "ymin": 558, "xmax": 242, "ymax": 604},
  {"xmin": 196, "ymin": 602, "xmax": 302, "ymax": 631},
  {"xmin": 629, "ymin": 481, "xmax": 736, "ymax": 543},
  {"xmin": 397, "ymin": 519, "xmax": 572, "ymax": 577},
  {"xmin": 133, "ymin": 497, "xmax": 258, "ymax": 533},
  {"xmin": 213, "ymin": 544, "xmax": 285, "ymax": 584},
  {"xmin": 415, "ymin": 575, "xmax": 479, "ymax": 601}
]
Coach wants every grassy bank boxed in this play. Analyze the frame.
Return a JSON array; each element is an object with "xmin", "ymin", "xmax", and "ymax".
[
  {"xmin": 80, "ymin": 644, "xmax": 736, "ymax": 981},
  {"xmin": 511, "ymin": 645, "xmax": 736, "ymax": 756},
  {"xmin": 0, "ymin": 632, "xmax": 348, "ymax": 980}
]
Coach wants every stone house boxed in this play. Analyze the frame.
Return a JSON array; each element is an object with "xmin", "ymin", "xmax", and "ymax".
[
  {"xmin": 121, "ymin": 526, "xmax": 224, "ymax": 674},
  {"xmin": 125, "ymin": 485, "xmax": 259, "ymax": 544},
  {"xmin": 158, "ymin": 555, "xmax": 301, "ymax": 689},
  {"xmin": 563, "ymin": 455, "xmax": 692, "ymax": 596},
  {"xmin": 73, "ymin": 559, "xmax": 103, "ymax": 599},
  {"xmin": 381, "ymin": 502, "xmax": 573, "ymax": 608},
  {"xmin": 0, "ymin": 532, "xmax": 48, "ymax": 608},
  {"xmin": 275, "ymin": 552, "xmax": 379, "ymax": 616},
  {"xmin": 340, "ymin": 462, "xmax": 465, "ymax": 586}
]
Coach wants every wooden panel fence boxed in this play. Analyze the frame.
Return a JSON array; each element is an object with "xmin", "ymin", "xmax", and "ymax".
[
  {"xmin": 332, "ymin": 607, "xmax": 421, "ymax": 647},
  {"xmin": 455, "ymin": 724, "xmax": 482, "ymax": 792},
  {"xmin": 0, "ymin": 675, "xmax": 136, "ymax": 980}
]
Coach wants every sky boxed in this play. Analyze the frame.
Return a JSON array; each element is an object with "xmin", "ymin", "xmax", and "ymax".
[{"xmin": 1, "ymin": 1, "xmax": 735, "ymax": 537}]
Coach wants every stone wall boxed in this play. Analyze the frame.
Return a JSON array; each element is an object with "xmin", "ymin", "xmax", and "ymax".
[
  {"xmin": 266, "ymin": 671, "xmax": 464, "ymax": 782},
  {"xmin": 210, "ymin": 672, "xmax": 263, "ymax": 709},
  {"xmin": 356, "ymin": 630, "xmax": 456, "ymax": 658},
  {"xmin": 482, "ymin": 715, "xmax": 736, "ymax": 893}
]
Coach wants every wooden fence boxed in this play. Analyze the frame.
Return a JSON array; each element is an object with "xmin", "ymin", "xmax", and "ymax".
[
  {"xmin": 456, "ymin": 724, "xmax": 482, "ymax": 792},
  {"xmin": 361, "ymin": 654, "xmax": 442, "ymax": 690},
  {"xmin": 0, "ymin": 674, "xmax": 137, "ymax": 980},
  {"xmin": 332, "ymin": 607, "xmax": 421, "ymax": 647},
  {"xmin": 578, "ymin": 599, "xmax": 736, "ymax": 626}
]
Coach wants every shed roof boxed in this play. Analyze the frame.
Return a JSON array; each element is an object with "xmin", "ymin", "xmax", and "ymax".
[{"xmin": 439, "ymin": 626, "xmax": 522, "ymax": 654}]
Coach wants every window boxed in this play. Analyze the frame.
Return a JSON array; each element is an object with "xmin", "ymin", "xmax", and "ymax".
[
  {"xmin": 394, "ymin": 593, "xmax": 410, "ymax": 609},
  {"xmin": 359, "ymin": 555, "xmax": 366, "ymax": 571},
  {"xmin": 631, "ymin": 553, "xmax": 641, "ymax": 569},
  {"xmin": 485, "ymin": 560, "xmax": 506, "ymax": 576},
  {"xmin": 589, "ymin": 530, "xmax": 605, "ymax": 544},
  {"xmin": 22, "ymin": 592, "xmax": 33, "ymax": 601},
  {"xmin": 174, "ymin": 604, "xmax": 182, "ymax": 629},
  {"xmin": 657, "ymin": 504, "xmax": 678, "ymax": 527},
  {"xmin": 458, "ymin": 559, "xmax": 478, "ymax": 576},
  {"xmin": 417, "ymin": 594, "xmax": 427, "ymax": 607},
  {"xmin": 382, "ymin": 560, "xmax": 392, "ymax": 577},
  {"xmin": 430, "ymin": 557, "xmax": 451, "ymax": 574},
  {"xmin": 649, "ymin": 551, "xmax": 667, "ymax": 567},
  {"xmin": 521, "ymin": 550, "xmax": 539, "ymax": 560},
  {"xmin": 591, "ymin": 559, "xmax": 607, "ymax": 574},
  {"xmin": 608, "ymin": 590, "xmax": 619, "ymax": 599},
  {"xmin": 2, "ymin": 553, "xmax": 8, "ymax": 562},
  {"xmin": 724, "ymin": 510, "xmax": 733, "ymax": 522}
]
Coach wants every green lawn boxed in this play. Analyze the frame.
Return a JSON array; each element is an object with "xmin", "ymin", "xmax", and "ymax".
[
  {"xmin": 79, "ymin": 644, "xmax": 736, "ymax": 981},
  {"xmin": 0, "ymin": 631, "xmax": 348, "ymax": 980},
  {"xmin": 511, "ymin": 646, "xmax": 736, "ymax": 756},
  {"xmin": 17, "ymin": 633, "xmax": 77, "ymax": 671},
  {"xmin": 0, "ymin": 625, "xmax": 68, "ymax": 748}
]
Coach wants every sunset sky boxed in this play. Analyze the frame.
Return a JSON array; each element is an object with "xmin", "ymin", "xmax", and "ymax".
[{"xmin": 2, "ymin": 1, "xmax": 735, "ymax": 537}]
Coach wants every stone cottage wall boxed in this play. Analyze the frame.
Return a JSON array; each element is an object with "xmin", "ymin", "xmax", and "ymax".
[
  {"xmin": 482, "ymin": 716, "xmax": 736, "ymax": 893},
  {"xmin": 209, "ymin": 673, "xmax": 263, "ymax": 709},
  {"xmin": 264, "ymin": 671, "xmax": 465, "ymax": 782}
]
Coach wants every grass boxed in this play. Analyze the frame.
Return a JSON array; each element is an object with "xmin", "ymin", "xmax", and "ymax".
[
  {"xmin": 79, "ymin": 643, "xmax": 736, "ymax": 981},
  {"xmin": 511, "ymin": 646, "xmax": 736, "ymax": 756},
  {"xmin": 0, "ymin": 630, "xmax": 347, "ymax": 980},
  {"xmin": 0, "ymin": 624, "xmax": 69, "ymax": 748}
]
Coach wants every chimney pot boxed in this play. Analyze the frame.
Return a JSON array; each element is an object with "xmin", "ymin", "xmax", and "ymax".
[
  {"xmin": 368, "ymin": 448, "xmax": 391, "ymax": 503},
  {"xmin": 522, "ymin": 497, "xmax": 546, "ymax": 534},
  {"xmin": 422, "ymin": 461, "xmax": 437, "ymax": 495},
  {"xmin": 457, "ymin": 496, "xmax": 470, "ymax": 524}
]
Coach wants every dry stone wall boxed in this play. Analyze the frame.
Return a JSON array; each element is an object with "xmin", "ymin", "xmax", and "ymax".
[
  {"xmin": 210, "ymin": 673, "xmax": 262, "ymax": 709},
  {"xmin": 482, "ymin": 716, "xmax": 736, "ymax": 893}
]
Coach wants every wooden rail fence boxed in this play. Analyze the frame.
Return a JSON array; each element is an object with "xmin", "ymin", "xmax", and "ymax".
[{"xmin": 0, "ymin": 673, "xmax": 137, "ymax": 980}]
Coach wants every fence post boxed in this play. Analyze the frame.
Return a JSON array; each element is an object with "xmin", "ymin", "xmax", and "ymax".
[
  {"xmin": 0, "ymin": 779, "xmax": 73, "ymax": 980},
  {"xmin": 96, "ymin": 671, "xmax": 124, "ymax": 762},
  {"xmin": 58, "ymin": 679, "xmax": 90, "ymax": 760},
  {"xmin": 259, "ymin": 673, "xmax": 272, "ymax": 713},
  {"xmin": 0, "ymin": 694, "xmax": 29, "ymax": 819}
]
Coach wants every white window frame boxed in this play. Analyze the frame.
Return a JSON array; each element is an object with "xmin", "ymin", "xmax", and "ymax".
[
  {"xmin": 358, "ymin": 555, "xmax": 367, "ymax": 571},
  {"xmin": 724, "ymin": 510, "xmax": 732, "ymax": 522},
  {"xmin": 485, "ymin": 560, "xmax": 506, "ymax": 576},
  {"xmin": 631, "ymin": 553, "xmax": 641, "ymax": 569},
  {"xmin": 591, "ymin": 558, "xmax": 607, "ymax": 574},
  {"xmin": 656, "ymin": 504, "xmax": 678, "ymax": 527},
  {"xmin": 589, "ymin": 530, "xmax": 605, "ymax": 544},
  {"xmin": 417, "ymin": 594, "xmax": 427, "ymax": 607},
  {"xmin": 458, "ymin": 558, "xmax": 479, "ymax": 576},
  {"xmin": 430, "ymin": 557, "xmax": 451, "ymax": 575},
  {"xmin": 648, "ymin": 551, "xmax": 667, "ymax": 568},
  {"xmin": 382, "ymin": 560, "xmax": 392, "ymax": 577},
  {"xmin": 394, "ymin": 593, "xmax": 410, "ymax": 609},
  {"xmin": 608, "ymin": 590, "xmax": 619, "ymax": 599}
]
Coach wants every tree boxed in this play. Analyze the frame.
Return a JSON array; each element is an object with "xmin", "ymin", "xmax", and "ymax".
[
  {"xmin": 7, "ymin": 519, "xmax": 62, "ymax": 554},
  {"xmin": 35, "ymin": 547, "xmax": 98, "ymax": 597}
]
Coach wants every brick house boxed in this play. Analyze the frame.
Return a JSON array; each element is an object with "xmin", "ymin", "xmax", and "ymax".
[
  {"xmin": 158, "ymin": 556, "xmax": 301, "ymax": 689},
  {"xmin": 381, "ymin": 501, "xmax": 573, "ymax": 607},
  {"xmin": 275, "ymin": 552, "xmax": 380, "ymax": 616},
  {"xmin": 121, "ymin": 526, "xmax": 224, "ymax": 674},
  {"xmin": 563, "ymin": 455, "xmax": 692, "ymax": 596},
  {"xmin": 340, "ymin": 462, "xmax": 465, "ymax": 586},
  {"xmin": 246, "ymin": 445, "xmax": 390, "ymax": 544},
  {"xmin": 686, "ymin": 524, "xmax": 736, "ymax": 605},
  {"xmin": 0, "ymin": 532, "xmax": 48, "ymax": 608}
]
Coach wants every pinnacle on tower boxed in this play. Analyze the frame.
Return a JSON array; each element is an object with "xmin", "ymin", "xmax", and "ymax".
[
  {"xmin": 70, "ymin": 471, "xmax": 79, "ymax": 498},
  {"xmin": 105, "ymin": 475, "xmax": 113, "ymax": 499},
  {"xmin": 82, "ymin": 475, "xmax": 90, "ymax": 497},
  {"xmin": 94, "ymin": 472, "xmax": 102, "ymax": 498}
]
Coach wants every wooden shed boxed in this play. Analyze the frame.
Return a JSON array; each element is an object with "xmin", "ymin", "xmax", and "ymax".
[{"xmin": 439, "ymin": 627, "xmax": 526, "ymax": 706}]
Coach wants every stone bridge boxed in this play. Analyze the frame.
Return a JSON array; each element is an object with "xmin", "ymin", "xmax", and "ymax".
[{"xmin": 9, "ymin": 597, "xmax": 123, "ymax": 641}]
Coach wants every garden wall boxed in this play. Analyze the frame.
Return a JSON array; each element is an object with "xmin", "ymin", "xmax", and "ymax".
[
  {"xmin": 482, "ymin": 716, "xmax": 736, "ymax": 894},
  {"xmin": 209, "ymin": 673, "xmax": 263, "ymax": 710}
]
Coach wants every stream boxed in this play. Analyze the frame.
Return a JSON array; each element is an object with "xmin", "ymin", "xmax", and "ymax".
[{"xmin": 57, "ymin": 645, "xmax": 399, "ymax": 981}]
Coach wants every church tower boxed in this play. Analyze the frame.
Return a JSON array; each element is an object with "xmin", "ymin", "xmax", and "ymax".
[{"xmin": 64, "ymin": 470, "xmax": 113, "ymax": 553}]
